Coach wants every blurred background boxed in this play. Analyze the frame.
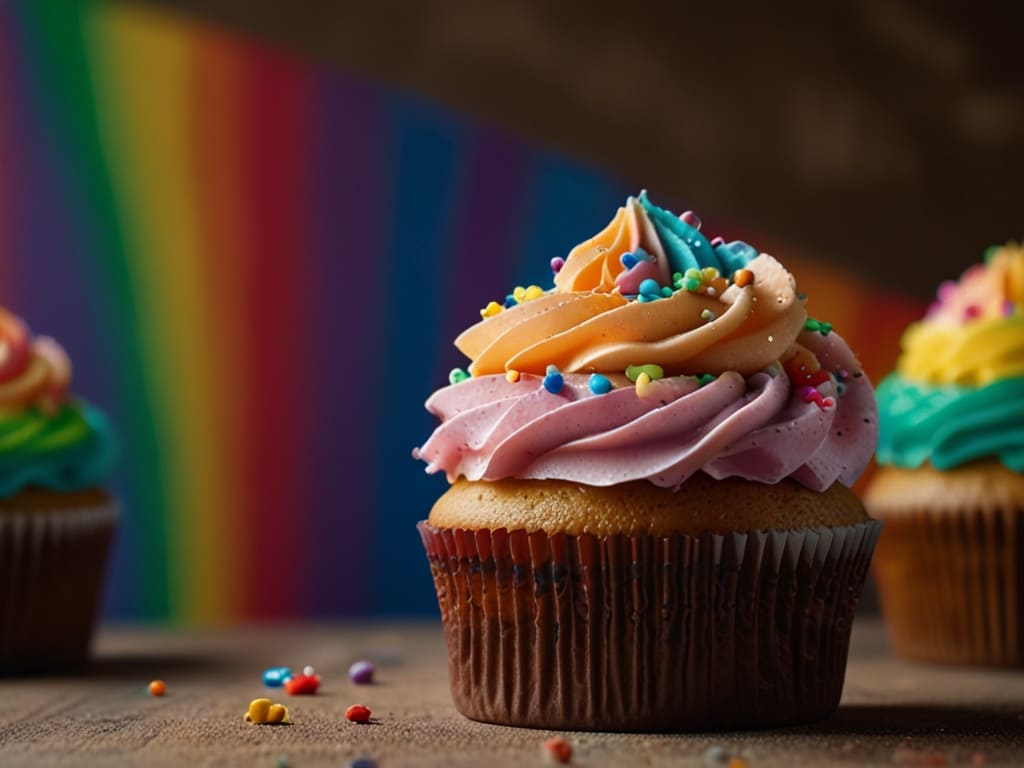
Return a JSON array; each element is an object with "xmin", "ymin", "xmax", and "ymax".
[{"xmin": 0, "ymin": 1, "xmax": 1019, "ymax": 623}]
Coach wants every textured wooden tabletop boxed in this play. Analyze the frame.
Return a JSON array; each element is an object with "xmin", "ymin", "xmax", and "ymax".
[{"xmin": 0, "ymin": 619, "xmax": 1021, "ymax": 767}]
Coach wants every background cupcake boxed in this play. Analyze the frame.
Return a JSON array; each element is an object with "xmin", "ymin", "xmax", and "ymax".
[
  {"xmin": 415, "ymin": 193, "xmax": 880, "ymax": 730},
  {"xmin": 868, "ymin": 243, "xmax": 1024, "ymax": 667},
  {"xmin": 0, "ymin": 306, "xmax": 117, "ymax": 673}
]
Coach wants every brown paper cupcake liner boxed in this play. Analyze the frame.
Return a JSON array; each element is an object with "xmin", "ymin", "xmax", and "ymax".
[
  {"xmin": 0, "ymin": 502, "xmax": 118, "ymax": 673},
  {"xmin": 419, "ymin": 519, "xmax": 881, "ymax": 731},
  {"xmin": 873, "ymin": 506, "xmax": 1023, "ymax": 667}
]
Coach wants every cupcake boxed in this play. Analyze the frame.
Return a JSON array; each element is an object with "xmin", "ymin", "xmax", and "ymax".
[
  {"xmin": 414, "ymin": 192, "xmax": 880, "ymax": 731},
  {"xmin": 868, "ymin": 243, "xmax": 1024, "ymax": 667},
  {"xmin": 0, "ymin": 306, "xmax": 117, "ymax": 672}
]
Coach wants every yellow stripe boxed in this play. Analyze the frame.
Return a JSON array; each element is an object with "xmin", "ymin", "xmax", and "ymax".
[{"xmin": 84, "ymin": 5, "xmax": 231, "ymax": 624}]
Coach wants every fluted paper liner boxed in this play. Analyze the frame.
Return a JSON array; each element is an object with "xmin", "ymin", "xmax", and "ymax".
[
  {"xmin": 0, "ymin": 502, "xmax": 117, "ymax": 673},
  {"xmin": 419, "ymin": 519, "xmax": 881, "ymax": 731},
  {"xmin": 874, "ymin": 506, "xmax": 1023, "ymax": 667}
]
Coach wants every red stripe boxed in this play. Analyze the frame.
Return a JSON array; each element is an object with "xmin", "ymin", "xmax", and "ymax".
[{"xmin": 238, "ymin": 45, "xmax": 313, "ymax": 617}]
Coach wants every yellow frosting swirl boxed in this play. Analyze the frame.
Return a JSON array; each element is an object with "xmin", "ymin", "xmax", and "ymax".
[{"xmin": 897, "ymin": 244, "xmax": 1024, "ymax": 386}]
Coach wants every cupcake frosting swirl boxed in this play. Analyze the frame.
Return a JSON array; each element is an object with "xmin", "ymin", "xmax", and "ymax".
[
  {"xmin": 877, "ymin": 244, "xmax": 1024, "ymax": 471},
  {"xmin": 416, "ymin": 194, "xmax": 877, "ymax": 491},
  {"xmin": 0, "ymin": 307, "xmax": 115, "ymax": 497}
]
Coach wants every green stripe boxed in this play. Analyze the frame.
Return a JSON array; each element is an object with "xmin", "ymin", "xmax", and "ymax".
[{"xmin": 17, "ymin": 1, "xmax": 170, "ymax": 617}]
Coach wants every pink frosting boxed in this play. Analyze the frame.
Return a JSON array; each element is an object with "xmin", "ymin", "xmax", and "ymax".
[{"xmin": 414, "ymin": 331, "xmax": 877, "ymax": 491}]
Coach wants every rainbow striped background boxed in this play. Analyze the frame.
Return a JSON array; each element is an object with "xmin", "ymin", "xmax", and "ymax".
[{"xmin": 0, "ymin": 2, "xmax": 922, "ymax": 623}]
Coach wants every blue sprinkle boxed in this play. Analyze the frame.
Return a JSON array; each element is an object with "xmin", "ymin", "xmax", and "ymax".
[
  {"xmin": 503, "ymin": 294, "xmax": 517, "ymax": 308},
  {"xmin": 588, "ymin": 374, "xmax": 612, "ymax": 395},
  {"xmin": 661, "ymin": 286, "xmax": 673, "ymax": 297},
  {"xmin": 637, "ymin": 294, "xmax": 652, "ymax": 303},
  {"xmin": 349, "ymin": 758, "xmax": 377, "ymax": 768},
  {"xmin": 620, "ymin": 252, "xmax": 638, "ymax": 269},
  {"xmin": 638, "ymin": 278, "xmax": 661, "ymax": 296},
  {"xmin": 263, "ymin": 666, "xmax": 292, "ymax": 687},
  {"xmin": 543, "ymin": 372, "xmax": 564, "ymax": 394}
]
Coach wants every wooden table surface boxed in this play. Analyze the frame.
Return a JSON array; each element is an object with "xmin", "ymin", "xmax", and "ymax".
[{"xmin": 0, "ymin": 619, "xmax": 1021, "ymax": 767}]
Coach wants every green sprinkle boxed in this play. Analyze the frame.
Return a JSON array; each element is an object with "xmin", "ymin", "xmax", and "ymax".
[
  {"xmin": 684, "ymin": 268, "xmax": 702, "ymax": 280},
  {"xmin": 684, "ymin": 277, "xmax": 702, "ymax": 292},
  {"xmin": 697, "ymin": 373, "xmax": 716, "ymax": 387},
  {"xmin": 804, "ymin": 318, "xmax": 821, "ymax": 332},
  {"xmin": 626, "ymin": 364, "xmax": 665, "ymax": 382},
  {"xmin": 449, "ymin": 368, "xmax": 470, "ymax": 385}
]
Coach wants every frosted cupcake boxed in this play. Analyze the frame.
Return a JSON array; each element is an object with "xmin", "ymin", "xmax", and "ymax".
[
  {"xmin": 0, "ymin": 306, "xmax": 117, "ymax": 672},
  {"xmin": 415, "ymin": 193, "xmax": 880, "ymax": 730},
  {"xmin": 868, "ymin": 243, "xmax": 1024, "ymax": 667}
]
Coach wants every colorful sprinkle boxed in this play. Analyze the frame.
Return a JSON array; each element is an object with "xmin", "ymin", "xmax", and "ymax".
[
  {"xmin": 626, "ymin": 364, "xmax": 664, "ymax": 382},
  {"xmin": 524, "ymin": 285, "xmax": 544, "ymax": 301},
  {"xmin": 543, "ymin": 365, "xmax": 564, "ymax": 394},
  {"xmin": 512, "ymin": 286, "xmax": 527, "ymax": 303},
  {"xmin": 733, "ymin": 268, "xmax": 754, "ymax": 287},
  {"xmin": 709, "ymin": 236, "xmax": 725, "ymax": 248},
  {"xmin": 148, "ymin": 680, "xmax": 166, "ymax": 697},
  {"xmin": 697, "ymin": 373, "xmax": 716, "ymax": 387},
  {"xmin": 635, "ymin": 371, "xmax": 652, "ymax": 396},
  {"xmin": 804, "ymin": 317, "xmax": 832, "ymax": 335},
  {"xmin": 349, "ymin": 758, "xmax": 377, "ymax": 768},
  {"xmin": 480, "ymin": 301, "xmax": 503, "ymax": 318},
  {"xmin": 345, "ymin": 704, "xmax": 372, "ymax": 723},
  {"xmin": 588, "ymin": 373, "xmax": 612, "ymax": 395},
  {"xmin": 506, "ymin": 369, "xmax": 520, "ymax": 383},
  {"xmin": 244, "ymin": 698, "xmax": 290, "ymax": 725},
  {"xmin": 449, "ymin": 368, "xmax": 470, "ymax": 385},
  {"xmin": 680, "ymin": 210, "xmax": 702, "ymax": 230},
  {"xmin": 798, "ymin": 386, "xmax": 834, "ymax": 410},
  {"xmin": 262, "ymin": 667, "xmax": 292, "ymax": 687},
  {"xmin": 542, "ymin": 736, "xmax": 573, "ymax": 764},
  {"xmin": 550, "ymin": 257, "xmax": 565, "ymax": 274},
  {"xmin": 348, "ymin": 660, "xmax": 375, "ymax": 685},
  {"xmin": 283, "ymin": 673, "xmax": 320, "ymax": 695},
  {"xmin": 701, "ymin": 308, "xmax": 715, "ymax": 322}
]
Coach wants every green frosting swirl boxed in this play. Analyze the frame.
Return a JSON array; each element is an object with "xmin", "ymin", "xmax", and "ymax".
[
  {"xmin": 0, "ymin": 400, "xmax": 116, "ymax": 498},
  {"xmin": 875, "ymin": 374, "xmax": 1024, "ymax": 471}
]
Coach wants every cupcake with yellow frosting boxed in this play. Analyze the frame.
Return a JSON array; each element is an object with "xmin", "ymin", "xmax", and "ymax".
[
  {"xmin": 415, "ymin": 193, "xmax": 880, "ymax": 731},
  {"xmin": 867, "ymin": 243, "xmax": 1024, "ymax": 667},
  {"xmin": 0, "ymin": 306, "xmax": 117, "ymax": 672}
]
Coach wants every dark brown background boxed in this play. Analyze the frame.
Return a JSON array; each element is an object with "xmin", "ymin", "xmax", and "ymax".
[{"xmin": 142, "ymin": 0, "xmax": 1023, "ymax": 300}]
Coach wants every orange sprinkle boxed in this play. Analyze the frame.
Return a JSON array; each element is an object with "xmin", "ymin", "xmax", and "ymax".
[
  {"xmin": 542, "ymin": 736, "xmax": 572, "ymax": 763},
  {"xmin": 148, "ymin": 680, "xmax": 166, "ymax": 697},
  {"xmin": 733, "ymin": 269, "xmax": 754, "ymax": 288}
]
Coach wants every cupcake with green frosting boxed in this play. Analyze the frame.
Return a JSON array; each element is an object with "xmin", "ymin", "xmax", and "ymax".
[
  {"xmin": 0, "ymin": 305, "xmax": 117, "ymax": 672},
  {"xmin": 867, "ymin": 243, "xmax": 1024, "ymax": 667}
]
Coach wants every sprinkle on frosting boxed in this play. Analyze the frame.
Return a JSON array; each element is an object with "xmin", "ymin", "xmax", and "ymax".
[
  {"xmin": 626, "ymin": 364, "xmax": 665, "ymax": 383},
  {"xmin": 542, "ymin": 365, "xmax": 564, "ymax": 394},
  {"xmin": 588, "ymin": 374, "xmax": 612, "ymax": 395},
  {"xmin": 449, "ymin": 368, "xmax": 470, "ymax": 385},
  {"xmin": 634, "ymin": 371, "xmax": 653, "ymax": 397}
]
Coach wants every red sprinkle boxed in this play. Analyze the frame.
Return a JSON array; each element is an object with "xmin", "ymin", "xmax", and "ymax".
[
  {"xmin": 346, "ymin": 704, "xmax": 372, "ymax": 723},
  {"xmin": 283, "ymin": 674, "xmax": 320, "ymax": 695},
  {"xmin": 542, "ymin": 737, "xmax": 572, "ymax": 764}
]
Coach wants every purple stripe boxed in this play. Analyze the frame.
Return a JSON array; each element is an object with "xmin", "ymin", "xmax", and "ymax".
[{"xmin": 305, "ymin": 73, "xmax": 386, "ymax": 616}]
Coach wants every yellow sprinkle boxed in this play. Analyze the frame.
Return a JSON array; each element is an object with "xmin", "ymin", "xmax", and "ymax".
[
  {"xmin": 635, "ymin": 371, "xmax": 652, "ymax": 397},
  {"xmin": 506, "ymin": 370, "xmax": 520, "ymax": 383},
  {"xmin": 701, "ymin": 266, "xmax": 719, "ymax": 281},
  {"xmin": 513, "ymin": 286, "xmax": 527, "ymax": 302},
  {"xmin": 244, "ymin": 697, "xmax": 291, "ymax": 725},
  {"xmin": 481, "ymin": 301, "xmax": 503, "ymax": 318},
  {"xmin": 523, "ymin": 285, "xmax": 544, "ymax": 301},
  {"xmin": 701, "ymin": 308, "xmax": 715, "ymax": 322}
]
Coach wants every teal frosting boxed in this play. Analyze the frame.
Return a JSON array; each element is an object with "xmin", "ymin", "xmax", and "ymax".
[
  {"xmin": 638, "ymin": 191, "xmax": 757, "ymax": 276},
  {"xmin": 875, "ymin": 373, "xmax": 1024, "ymax": 471},
  {"xmin": 0, "ymin": 400, "xmax": 116, "ymax": 498}
]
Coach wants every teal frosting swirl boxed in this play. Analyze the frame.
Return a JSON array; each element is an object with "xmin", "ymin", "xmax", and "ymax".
[
  {"xmin": 875, "ymin": 373, "xmax": 1024, "ymax": 471},
  {"xmin": 0, "ymin": 400, "xmax": 116, "ymax": 498}
]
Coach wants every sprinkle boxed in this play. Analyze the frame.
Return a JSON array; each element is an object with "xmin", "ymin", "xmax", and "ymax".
[
  {"xmin": 638, "ymin": 278, "xmax": 662, "ymax": 295},
  {"xmin": 303, "ymin": 665, "xmax": 315, "ymax": 677},
  {"xmin": 710, "ymin": 236, "xmax": 725, "ymax": 248},
  {"xmin": 283, "ymin": 673, "xmax": 320, "ymax": 695},
  {"xmin": 733, "ymin": 268, "xmax": 753, "ymax": 287},
  {"xmin": 506, "ymin": 369, "xmax": 520, "ymax": 383},
  {"xmin": 680, "ymin": 210, "xmax": 702, "ymax": 230},
  {"xmin": 524, "ymin": 285, "xmax": 544, "ymax": 301},
  {"xmin": 503, "ymin": 294, "xmax": 517, "ymax": 308},
  {"xmin": 701, "ymin": 266, "xmax": 719, "ymax": 281},
  {"xmin": 542, "ymin": 736, "xmax": 573, "ymax": 764},
  {"xmin": 701, "ymin": 308, "xmax": 715, "ymax": 322},
  {"xmin": 626, "ymin": 364, "xmax": 664, "ymax": 382},
  {"xmin": 345, "ymin": 704, "xmax": 372, "ymax": 723},
  {"xmin": 513, "ymin": 286, "xmax": 527, "ymax": 303},
  {"xmin": 348, "ymin": 660, "xmax": 375, "ymax": 685},
  {"xmin": 550, "ymin": 257, "xmax": 565, "ymax": 274},
  {"xmin": 244, "ymin": 698, "xmax": 290, "ymax": 725},
  {"xmin": 543, "ymin": 365, "xmax": 564, "ymax": 394},
  {"xmin": 350, "ymin": 758, "xmax": 377, "ymax": 768},
  {"xmin": 277, "ymin": 757, "xmax": 290, "ymax": 768},
  {"xmin": 148, "ymin": 680, "xmax": 166, "ymax": 697},
  {"xmin": 685, "ymin": 277, "xmax": 703, "ymax": 292},
  {"xmin": 588, "ymin": 374, "xmax": 612, "ymax": 395},
  {"xmin": 697, "ymin": 373, "xmax": 716, "ymax": 387},
  {"xmin": 480, "ymin": 301, "xmax": 503, "ymax": 318},
  {"xmin": 449, "ymin": 368, "xmax": 470, "ymax": 385},
  {"xmin": 803, "ymin": 317, "xmax": 832, "ymax": 335},
  {"xmin": 799, "ymin": 386, "xmax": 834, "ymax": 410},
  {"xmin": 262, "ymin": 667, "xmax": 292, "ymax": 687},
  {"xmin": 635, "ymin": 371, "xmax": 652, "ymax": 396},
  {"xmin": 685, "ymin": 267, "xmax": 702, "ymax": 280},
  {"xmin": 620, "ymin": 252, "xmax": 638, "ymax": 269}
]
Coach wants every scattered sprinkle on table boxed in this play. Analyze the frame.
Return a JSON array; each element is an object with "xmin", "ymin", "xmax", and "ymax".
[
  {"xmin": 283, "ymin": 672, "xmax": 320, "ymax": 695},
  {"xmin": 542, "ymin": 736, "xmax": 572, "ymax": 764},
  {"xmin": 349, "ymin": 757, "xmax": 377, "ymax": 768},
  {"xmin": 148, "ymin": 680, "xmax": 166, "ymax": 697},
  {"xmin": 244, "ymin": 698, "xmax": 290, "ymax": 725},
  {"xmin": 262, "ymin": 666, "xmax": 292, "ymax": 687},
  {"xmin": 348, "ymin": 660, "xmax": 375, "ymax": 684},
  {"xmin": 345, "ymin": 704, "xmax": 372, "ymax": 723}
]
